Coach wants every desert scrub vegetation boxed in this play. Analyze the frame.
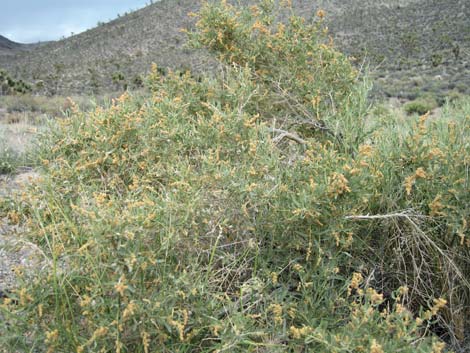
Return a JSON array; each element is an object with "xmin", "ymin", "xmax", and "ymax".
[
  {"xmin": 0, "ymin": 133, "xmax": 20, "ymax": 174},
  {"xmin": 1, "ymin": 1, "xmax": 469, "ymax": 352},
  {"xmin": 0, "ymin": 68, "xmax": 31, "ymax": 95},
  {"xmin": 403, "ymin": 94, "xmax": 439, "ymax": 115},
  {"xmin": 0, "ymin": 122, "xmax": 36, "ymax": 175},
  {"xmin": 0, "ymin": 93, "xmax": 131, "ymax": 125}
]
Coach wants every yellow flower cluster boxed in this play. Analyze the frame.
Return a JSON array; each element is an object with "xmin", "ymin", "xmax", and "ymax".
[
  {"xmin": 168, "ymin": 309, "xmax": 189, "ymax": 341},
  {"xmin": 141, "ymin": 331, "xmax": 150, "ymax": 353},
  {"xmin": 252, "ymin": 20, "xmax": 270, "ymax": 34},
  {"xmin": 423, "ymin": 298, "xmax": 447, "ymax": 320},
  {"xmin": 404, "ymin": 167, "xmax": 427, "ymax": 195},
  {"xmin": 431, "ymin": 298, "xmax": 447, "ymax": 316},
  {"xmin": 122, "ymin": 300, "xmax": 138, "ymax": 320},
  {"xmin": 428, "ymin": 194, "xmax": 445, "ymax": 217},
  {"xmin": 289, "ymin": 325, "xmax": 313, "ymax": 339},
  {"xmin": 358, "ymin": 144, "xmax": 374, "ymax": 157},
  {"xmin": 86, "ymin": 326, "xmax": 109, "ymax": 346},
  {"xmin": 431, "ymin": 341, "xmax": 446, "ymax": 353},
  {"xmin": 114, "ymin": 275, "xmax": 129, "ymax": 297},
  {"xmin": 348, "ymin": 272, "xmax": 363, "ymax": 295},
  {"xmin": 45, "ymin": 329, "xmax": 59, "ymax": 344},
  {"xmin": 269, "ymin": 303, "xmax": 283, "ymax": 325},
  {"xmin": 366, "ymin": 288, "xmax": 384, "ymax": 306},
  {"xmin": 328, "ymin": 172, "xmax": 351, "ymax": 197},
  {"xmin": 316, "ymin": 9, "xmax": 326, "ymax": 19}
]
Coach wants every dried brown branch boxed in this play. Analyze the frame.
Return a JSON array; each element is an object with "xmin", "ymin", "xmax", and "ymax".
[
  {"xmin": 346, "ymin": 210, "xmax": 470, "ymax": 290},
  {"xmin": 345, "ymin": 209, "xmax": 427, "ymax": 221},
  {"xmin": 269, "ymin": 128, "xmax": 307, "ymax": 145}
]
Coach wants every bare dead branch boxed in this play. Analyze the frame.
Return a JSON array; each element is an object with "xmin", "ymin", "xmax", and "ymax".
[
  {"xmin": 346, "ymin": 210, "xmax": 470, "ymax": 290},
  {"xmin": 269, "ymin": 128, "xmax": 307, "ymax": 145},
  {"xmin": 345, "ymin": 210, "xmax": 427, "ymax": 221}
]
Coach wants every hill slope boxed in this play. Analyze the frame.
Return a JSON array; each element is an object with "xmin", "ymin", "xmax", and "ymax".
[
  {"xmin": 0, "ymin": 0, "xmax": 468, "ymax": 98},
  {"xmin": 0, "ymin": 0, "xmax": 207, "ymax": 95},
  {"xmin": 0, "ymin": 35, "xmax": 23, "ymax": 51}
]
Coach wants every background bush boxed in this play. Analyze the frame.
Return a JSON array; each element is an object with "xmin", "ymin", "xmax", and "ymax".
[
  {"xmin": 404, "ymin": 94, "xmax": 439, "ymax": 115},
  {"xmin": 0, "ymin": 69, "xmax": 32, "ymax": 95}
]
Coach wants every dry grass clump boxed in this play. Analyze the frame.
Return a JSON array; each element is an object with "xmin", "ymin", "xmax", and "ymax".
[
  {"xmin": 1, "ymin": 2, "xmax": 468, "ymax": 352},
  {"xmin": 0, "ymin": 93, "xmax": 123, "ymax": 118}
]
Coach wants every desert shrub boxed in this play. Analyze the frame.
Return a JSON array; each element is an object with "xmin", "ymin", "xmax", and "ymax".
[
  {"xmin": 132, "ymin": 74, "xmax": 144, "ymax": 88},
  {"xmin": 446, "ymin": 90, "xmax": 463, "ymax": 103},
  {"xmin": 0, "ymin": 94, "xmax": 107, "ymax": 120},
  {"xmin": 0, "ymin": 69, "xmax": 32, "ymax": 95},
  {"xmin": 0, "ymin": 144, "xmax": 19, "ymax": 174},
  {"xmin": 1, "ymin": 69, "xmax": 445, "ymax": 353},
  {"xmin": 2, "ymin": 1, "xmax": 466, "ymax": 352},
  {"xmin": 431, "ymin": 53, "xmax": 443, "ymax": 67},
  {"xmin": 187, "ymin": 0, "xmax": 366, "ymax": 149},
  {"xmin": 112, "ymin": 72, "xmax": 125, "ymax": 83},
  {"xmin": 5, "ymin": 94, "xmax": 41, "ymax": 113},
  {"xmin": 350, "ymin": 98, "xmax": 470, "ymax": 344},
  {"xmin": 0, "ymin": 130, "xmax": 35, "ymax": 174},
  {"xmin": 404, "ymin": 95, "xmax": 438, "ymax": 115}
]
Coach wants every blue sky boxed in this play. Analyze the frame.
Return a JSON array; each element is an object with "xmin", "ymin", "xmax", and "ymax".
[{"xmin": 0, "ymin": 0, "xmax": 151, "ymax": 43}]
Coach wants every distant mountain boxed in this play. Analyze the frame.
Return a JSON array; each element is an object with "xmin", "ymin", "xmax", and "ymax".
[
  {"xmin": 0, "ymin": 35, "xmax": 23, "ymax": 50},
  {"xmin": 0, "ymin": 0, "xmax": 468, "ymax": 99},
  {"xmin": 0, "ymin": 35, "xmax": 45, "ymax": 55}
]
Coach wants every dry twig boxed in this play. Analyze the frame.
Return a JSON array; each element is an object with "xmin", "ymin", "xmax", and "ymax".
[{"xmin": 269, "ymin": 128, "xmax": 307, "ymax": 145}]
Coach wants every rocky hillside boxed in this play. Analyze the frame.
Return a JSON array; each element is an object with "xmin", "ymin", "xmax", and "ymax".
[
  {"xmin": 0, "ymin": 0, "xmax": 206, "ymax": 95},
  {"xmin": 0, "ymin": 35, "xmax": 27, "ymax": 57},
  {"xmin": 0, "ymin": 35, "xmax": 22, "ymax": 51},
  {"xmin": 0, "ymin": 0, "xmax": 468, "ymax": 99}
]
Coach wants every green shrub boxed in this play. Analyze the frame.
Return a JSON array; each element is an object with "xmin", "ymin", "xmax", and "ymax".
[
  {"xmin": 2, "ymin": 70, "xmax": 446, "ymax": 353},
  {"xmin": 187, "ymin": 0, "xmax": 365, "ymax": 149},
  {"xmin": 2, "ymin": 2, "xmax": 467, "ymax": 352},
  {"xmin": 446, "ymin": 90, "xmax": 463, "ymax": 103},
  {"xmin": 404, "ymin": 95, "xmax": 438, "ymax": 115},
  {"xmin": 431, "ymin": 53, "xmax": 443, "ymax": 67},
  {"xmin": 0, "ymin": 68, "xmax": 32, "ymax": 95}
]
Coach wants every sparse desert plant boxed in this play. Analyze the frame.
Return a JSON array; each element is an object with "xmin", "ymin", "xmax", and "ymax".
[
  {"xmin": 0, "ymin": 143, "xmax": 19, "ymax": 174},
  {"xmin": 431, "ymin": 52, "xmax": 443, "ymax": 67},
  {"xmin": 401, "ymin": 31, "xmax": 419, "ymax": 57},
  {"xmin": 0, "ymin": 129, "xmax": 32, "ymax": 174},
  {"xmin": 0, "ymin": 69, "xmax": 32, "ymax": 95},
  {"xmin": 132, "ymin": 74, "xmax": 144, "ymax": 88},
  {"xmin": 5, "ymin": 94, "xmax": 41, "ymax": 113},
  {"xmin": 0, "ymin": 94, "xmax": 112, "ymax": 121},
  {"xmin": 404, "ymin": 95, "xmax": 439, "ymax": 115},
  {"xmin": 446, "ymin": 90, "xmax": 463, "ymax": 103}
]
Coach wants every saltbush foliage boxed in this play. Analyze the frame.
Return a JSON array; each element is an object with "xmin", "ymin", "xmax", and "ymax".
[{"xmin": 1, "ymin": 1, "xmax": 469, "ymax": 352}]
